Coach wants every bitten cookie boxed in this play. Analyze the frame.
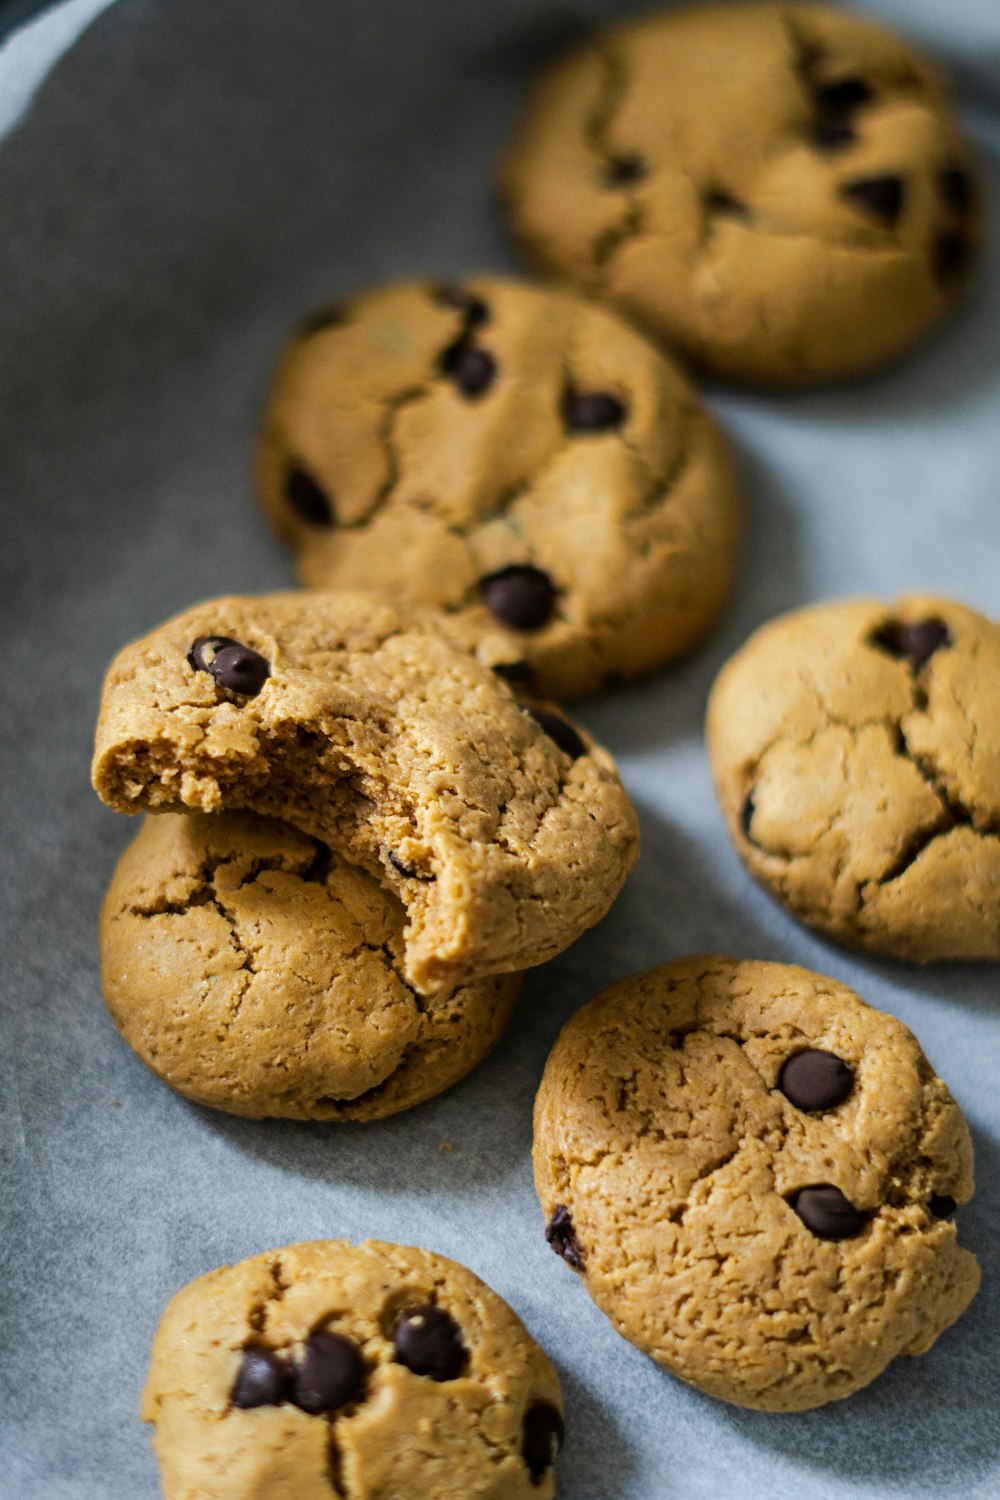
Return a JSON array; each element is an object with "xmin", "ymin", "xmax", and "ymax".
[
  {"xmin": 707, "ymin": 596, "xmax": 1000, "ymax": 961},
  {"xmin": 534, "ymin": 956, "xmax": 978, "ymax": 1412},
  {"xmin": 101, "ymin": 812, "xmax": 521, "ymax": 1119},
  {"xmin": 257, "ymin": 277, "xmax": 741, "ymax": 699},
  {"xmin": 502, "ymin": 3, "xmax": 981, "ymax": 385},
  {"xmin": 143, "ymin": 1239, "xmax": 564, "ymax": 1499},
  {"xmin": 91, "ymin": 592, "xmax": 639, "ymax": 993}
]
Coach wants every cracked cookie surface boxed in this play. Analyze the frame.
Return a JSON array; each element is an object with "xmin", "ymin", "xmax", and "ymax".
[
  {"xmin": 534, "ymin": 956, "xmax": 978, "ymax": 1411},
  {"xmin": 502, "ymin": 4, "xmax": 981, "ymax": 385},
  {"xmin": 257, "ymin": 277, "xmax": 740, "ymax": 698},
  {"xmin": 707, "ymin": 596, "xmax": 1000, "ymax": 961},
  {"xmin": 143, "ymin": 1239, "xmax": 564, "ymax": 1499},
  {"xmin": 101, "ymin": 812, "xmax": 521, "ymax": 1119},
  {"xmin": 92, "ymin": 592, "xmax": 639, "ymax": 993}
]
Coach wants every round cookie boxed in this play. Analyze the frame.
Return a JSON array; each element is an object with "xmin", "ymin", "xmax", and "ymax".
[
  {"xmin": 707, "ymin": 595, "xmax": 1000, "ymax": 961},
  {"xmin": 143, "ymin": 1239, "xmax": 564, "ymax": 1499},
  {"xmin": 534, "ymin": 956, "xmax": 978, "ymax": 1412},
  {"xmin": 101, "ymin": 811, "xmax": 521, "ymax": 1120},
  {"xmin": 502, "ymin": 4, "xmax": 981, "ymax": 385},
  {"xmin": 91, "ymin": 591, "xmax": 640, "ymax": 994},
  {"xmin": 257, "ymin": 276, "xmax": 741, "ymax": 698}
]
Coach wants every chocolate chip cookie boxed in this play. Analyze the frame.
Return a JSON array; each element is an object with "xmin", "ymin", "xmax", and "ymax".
[
  {"xmin": 707, "ymin": 596, "xmax": 1000, "ymax": 961},
  {"xmin": 535, "ymin": 956, "xmax": 978, "ymax": 1411},
  {"xmin": 257, "ymin": 277, "xmax": 741, "ymax": 698},
  {"xmin": 91, "ymin": 592, "xmax": 639, "ymax": 993},
  {"xmin": 502, "ymin": 4, "xmax": 981, "ymax": 385},
  {"xmin": 143, "ymin": 1239, "xmax": 564, "ymax": 1499},
  {"xmin": 101, "ymin": 812, "xmax": 521, "ymax": 1119}
]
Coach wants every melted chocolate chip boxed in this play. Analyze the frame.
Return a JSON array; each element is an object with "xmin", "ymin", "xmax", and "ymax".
[
  {"xmin": 434, "ymin": 285, "xmax": 490, "ymax": 327},
  {"xmin": 564, "ymin": 390, "xmax": 626, "ymax": 433},
  {"xmin": 604, "ymin": 153, "xmax": 647, "ymax": 187},
  {"xmin": 232, "ymin": 1346, "xmax": 289, "ymax": 1408},
  {"xmin": 289, "ymin": 1331, "xmax": 364, "ymax": 1415},
  {"xmin": 871, "ymin": 617, "xmax": 952, "ymax": 670},
  {"xmin": 389, "ymin": 850, "xmax": 417, "ymax": 879},
  {"xmin": 816, "ymin": 77, "xmax": 874, "ymax": 117},
  {"xmin": 188, "ymin": 636, "xmax": 271, "ymax": 696},
  {"xmin": 545, "ymin": 1205, "xmax": 585, "ymax": 1269},
  {"xmin": 522, "ymin": 1401, "xmax": 565, "ymax": 1482},
  {"xmin": 840, "ymin": 174, "xmax": 905, "ymax": 229},
  {"xmin": 788, "ymin": 1185, "xmax": 866, "ymax": 1240},
  {"xmin": 705, "ymin": 189, "xmax": 749, "ymax": 219},
  {"xmin": 525, "ymin": 707, "xmax": 586, "ymax": 761},
  {"xmin": 492, "ymin": 659, "xmax": 537, "ymax": 686},
  {"xmin": 812, "ymin": 120, "xmax": 857, "ymax": 152},
  {"xmin": 481, "ymin": 565, "xmax": 557, "ymax": 631},
  {"xmin": 929, "ymin": 1193, "xmax": 957, "ymax": 1219},
  {"xmin": 285, "ymin": 466, "xmax": 335, "ymax": 527},
  {"xmin": 939, "ymin": 166, "xmax": 973, "ymax": 218},
  {"xmin": 440, "ymin": 341, "xmax": 497, "ymax": 397},
  {"xmin": 393, "ymin": 1305, "xmax": 466, "ymax": 1381},
  {"xmin": 779, "ymin": 1050, "xmax": 854, "ymax": 1112},
  {"xmin": 933, "ymin": 230, "xmax": 973, "ymax": 285}
]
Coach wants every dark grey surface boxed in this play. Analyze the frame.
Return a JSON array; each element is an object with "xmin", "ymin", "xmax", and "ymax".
[{"xmin": 1, "ymin": 2, "xmax": 998, "ymax": 1497}]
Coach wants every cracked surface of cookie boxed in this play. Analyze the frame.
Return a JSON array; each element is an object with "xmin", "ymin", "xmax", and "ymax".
[
  {"xmin": 101, "ymin": 812, "xmax": 521, "ymax": 1120},
  {"xmin": 534, "ymin": 956, "xmax": 978, "ymax": 1411},
  {"xmin": 502, "ymin": 4, "xmax": 981, "ymax": 385},
  {"xmin": 92, "ymin": 592, "xmax": 639, "ymax": 993},
  {"xmin": 257, "ymin": 277, "xmax": 741, "ymax": 698},
  {"xmin": 707, "ymin": 596, "xmax": 1000, "ymax": 961},
  {"xmin": 143, "ymin": 1239, "xmax": 564, "ymax": 1499}
]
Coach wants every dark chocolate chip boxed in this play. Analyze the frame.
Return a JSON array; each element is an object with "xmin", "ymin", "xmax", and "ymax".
[
  {"xmin": 481, "ymin": 565, "xmax": 557, "ymax": 631},
  {"xmin": 812, "ymin": 120, "xmax": 857, "ymax": 152},
  {"xmin": 289, "ymin": 1331, "xmax": 364, "ymax": 1415},
  {"xmin": 788, "ymin": 1185, "xmax": 867, "ymax": 1240},
  {"xmin": 525, "ymin": 707, "xmax": 587, "ymax": 761},
  {"xmin": 232, "ymin": 1346, "xmax": 289, "ymax": 1408},
  {"xmin": 939, "ymin": 166, "xmax": 973, "ymax": 217},
  {"xmin": 929, "ymin": 1193, "xmax": 957, "ymax": 1219},
  {"xmin": 389, "ymin": 850, "xmax": 417, "ymax": 879},
  {"xmin": 604, "ymin": 153, "xmax": 647, "ymax": 187},
  {"xmin": 297, "ymin": 304, "xmax": 345, "ymax": 338},
  {"xmin": 394, "ymin": 1305, "xmax": 466, "ymax": 1381},
  {"xmin": 188, "ymin": 636, "xmax": 271, "ymax": 696},
  {"xmin": 434, "ymin": 285, "xmax": 490, "ymax": 327},
  {"xmin": 705, "ymin": 189, "xmax": 750, "ymax": 219},
  {"xmin": 933, "ymin": 230, "xmax": 973, "ymax": 285},
  {"xmin": 564, "ymin": 390, "xmax": 626, "ymax": 433},
  {"xmin": 740, "ymin": 792, "xmax": 756, "ymax": 840},
  {"xmin": 545, "ymin": 1204, "xmax": 585, "ymax": 1269},
  {"xmin": 440, "ymin": 341, "xmax": 497, "ymax": 397},
  {"xmin": 840, "ymin": 174, "xmax": 905, "ymax": 229},
  {"xmin": 871, "ymin": 617, "xmax": 952, "ymax": 671},
  {"xmin": 492, "ymin": 659, "xmax": 537, "ymax": 686},
  {"xmin": 779, "ymin": 1049, "xmax": 854, "ymax": 1112},
  {"xmin": 285, "ymin": 465, "xmax": 335, "ymax": 527},
  {"xmin": 816, "ymin": 78, "xmax": 873, "ymax": 117},
  {"xmin": 522, "ymin": 1401, "xmax": 565, "ymax": 1482}
]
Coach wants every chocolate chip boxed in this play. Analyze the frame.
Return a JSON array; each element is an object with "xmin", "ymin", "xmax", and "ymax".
[
  {"xmin": 788, "ymin": 1185, "xmax": 867, "ymax": 1240},
  {"xmin": 440, "ymin": 341, "xmax": 497, "ymax": 397},
  {"xmin": 389, "ymin": 850, "xmax": 417, "ymax": 879},
  {"xmin": 232, "ymin": 1346, "xmax": 289, "ymax": 1408},
  {"xmin": 929, "ymin": 1193, "xmax": 957, "ymax": 1219},
  {"xmin": 393, "ymin": 1305, "xmax": 466, "ymax": 1381},
  {"xmin": 188, "ymin": 636, "xmax": 271, "ymax": 696},
  {"xmin": 871, "ymin": 617, "xmax": 952, "ymax": 670},
  {"xmin": 939, "ymin": 167, "xmax": 973, "ymax": 218},
  {"xmin": 740, "ymin": 792, "xmax": 756, "ymax": 840},
  {"xmin": 481, "ymin": 565, "xmax": 557, "ymax": 631},
  {"xmin": 812, "ymin": 120, "xmax": 856, "ymax": 152},
  {"xmin": 816, "ymin": 78, "xmax": 873, "ymax": 117},
  {"xmin": 492, "ymin": 659, "xmax": 537, "ymax": 686},
  {"xmin": 285, "ymin": 466, "xmax": 335, "ymax": 527},
  {"xmin": 841, "ymin": 175, "xmax": 905, "ymax": 229},
  {"xmin": 933, "ymin": 230, "xmax": 973, "ymax": 285},
  {"xmin": 434, "ymin": 285, "xmax": 490, "ymax": 327},
  {"xmin": 522, "ymin": 1401, "xmax": 565, "ymax": 1482},
  {"xmin": 545, "ymin": 1204, "xmax": 585, "ymax": 1269},
  {"xmin": 604, "ymin": 153, "xmax": 647, "ymax": 187},
  {"xmin": 525, "ymin": 707, "xmax": 586, "ymax": 761},
  {"xmin": 779, "ymin": 1050, "xmax": 854, "ymax": 1112},
  {"xmin": 705, "ymin": 189, "xmax": 749, "ymax": 219},
  {"xmin": 289, "ymin": 1331, "xmax": 364, "ymax": 1415},
  {"xmin": 564, "ymin": 391, "xmax": 626, "ymax": 433}
]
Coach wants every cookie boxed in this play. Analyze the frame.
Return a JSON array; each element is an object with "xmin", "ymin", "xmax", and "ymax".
[
  {"xmin": 91, "ymin": 592, "xmax": 639, "ymax": 993},
  {"xmin": 502, "ymin": 4, "xmax": 981, "ymax": 385},
  {"xmin": 707, "ymin": 596, "xmax": 1000, "ymax": 961},
  {"xmin": 101, "ymin": 811, "xmax": 521, "ymax": 1119},
  {"xmin": 142, "ymin": 1239, "xmax": 564, "ymax": 1499},
  {"xmin": 534, "ymin": 955, "xmax": 978, "ymax": 1412},
  {"xmin": 257, "ymin": 276, "xmax": 741, "ymax": 698}
]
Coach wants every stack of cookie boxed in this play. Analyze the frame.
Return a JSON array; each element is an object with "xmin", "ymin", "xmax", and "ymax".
[{"xmin": 88, "ymin": 4, "xmax": 994, "ymax": 1495}]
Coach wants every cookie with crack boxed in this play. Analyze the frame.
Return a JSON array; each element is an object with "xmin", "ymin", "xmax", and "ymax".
[
  {"xmin": 143, "ymin": 1239, "xmax": 564, "ymax": 1499},
  {"xmin": 707, "ymin": 596, "xmax": 1000, "ymax": 961},
  {"xmin": 502, "ymin": 4, "xmax": 981, "ymax": 385},
  {"xmin": 257, "ymin": 276, "xmax": 741, "ymax": 699},
  {"xmin": 535, "ymin": 955, "xmax": 978, "ymax": 1411},
  {"xmin": 101, "ymin": 812, "xmax": 521, "ymax": 1119},
  {"xmin": 91, "ymin": 592, "xmax": 639, "ymax": 993}
]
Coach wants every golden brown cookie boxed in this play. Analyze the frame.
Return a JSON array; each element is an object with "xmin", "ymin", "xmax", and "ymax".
[
  {"xmin": 707, "ymin": 596, "xmax": 1000, "ymax": 961},
  {"xmin": 534, "ymin": 956, "xmax": 978, "ymax": 1411},
  {"xmin": 143, "ymin": 1239, "xmax": 564, "ymax": 1499},
  {"xmin": 257, "ymin": 276, "xmax": 741, "ymax": 699},
  {"xmin": 101, "ymin": 811, "xmax": 521, "ymax": 1119},
  {"xmin": 502, "ymin": 3, "xmax": 981, "ymax": 385},
  {"xmin": 91, "ymin": 592, "xmax": 639, "ymax": 994}
]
